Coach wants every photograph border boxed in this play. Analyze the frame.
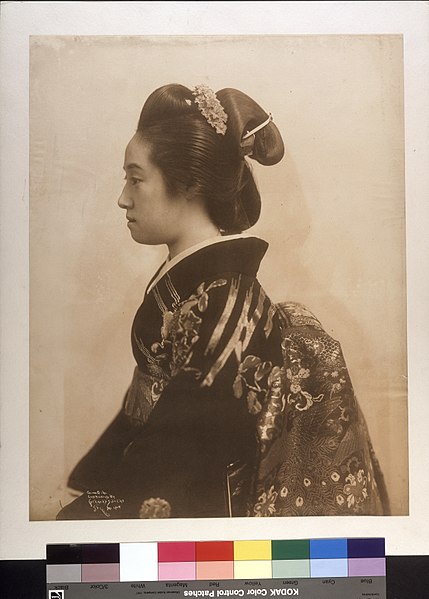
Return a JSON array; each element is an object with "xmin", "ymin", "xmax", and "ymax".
[{"xmin": 1, "ymin": 1, "xmax": 428, "ymax": 559}]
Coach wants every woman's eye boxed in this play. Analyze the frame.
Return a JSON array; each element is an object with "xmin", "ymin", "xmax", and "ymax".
[{"xmin": 124, "ymin": 176, "xmax": 142, "ymax": 186}]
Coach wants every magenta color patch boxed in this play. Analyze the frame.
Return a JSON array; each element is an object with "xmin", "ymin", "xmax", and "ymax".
[
  {"xmin": 81, "ymin": 563, "xmax": 120, "ymax": 582},
  {"xmin": 348, "ymin": 558, "xmax": 386, "ymax": 577},
  {"xmin": 158, "ymin": 542, "xmax": 196, "ymax": 562},
  {"xmin": 158, "ymin": 561, "xmax": 196, "ymax": 581}
]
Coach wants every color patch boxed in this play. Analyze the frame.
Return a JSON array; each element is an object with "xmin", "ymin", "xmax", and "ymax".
[
  {"xmin": 348, "ymin": 538, "xmax": 385, "ymax": 558},
  {"xmin": 81, "ymin": 563, "xmax": 120, "ymax": 582},
  {"xmin": 234, "ymin": 560, "xmax": 272, "ymax": 579},
  {"xmin": 234, "ymin": 540, "xmax": 271, "ymax": 561},
  {"xmin": 196, "ymin": 561, "xmax": 234, "ymax": 580},
  {"xmin": 310, "ymin": 539, "xmax": 348, "ymax": 559},
  {"xmin": 310, "ymin": 558, "xmax": 348, "ymax": 578},
  {"xmin": 158, "ymin": 542, "xmax": 196, "ymax": 562},
  {"xmin": 119, "ymin": 542, "xmax": 158, "ymax": 582},
  {"xmin": 46, "ymin": 538, "xmax": 387, "ymax": 586},
  {"xmin": 348, "ymin": 558, "xmax": 386, "ymax": 577},
  {"xmin": 272, "ymin": 540, "xmax": 310, "ymax": 560},
  {"xmin": 272, "ymin": 559, "xmax": 310, "ymax": 578},
  {"xmin": 196, "ymin": 541, "xmax": 234, "ymax": 562},
  {"xmin": 158, "ymin": 562, "xmax": 196, "ymax": 581},
  {"xmin": 82, "ymin": 544, "xmax": 119, "ymax": 564},
  {"xmin": 46, "ymin": 544, "xmax": 82, "ymax": 564},
  {"xmin": 46, "ymin": 564, "xmax": 81, "ymax": 583}
]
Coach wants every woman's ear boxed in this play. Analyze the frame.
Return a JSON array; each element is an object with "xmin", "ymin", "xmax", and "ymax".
[{"xmin": 184, "ymin": 182, "xmax": 200, "ymax": 201}]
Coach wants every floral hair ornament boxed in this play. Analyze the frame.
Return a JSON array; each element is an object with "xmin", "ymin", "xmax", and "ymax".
[{"xmin": 192, "ymin": 84, "xmax": 228, "ymax": 135}]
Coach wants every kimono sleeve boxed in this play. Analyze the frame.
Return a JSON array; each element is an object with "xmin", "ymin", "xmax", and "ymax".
[{"xmin": 250, "ymin": 301, "xmax": 390, "ymax": 517}]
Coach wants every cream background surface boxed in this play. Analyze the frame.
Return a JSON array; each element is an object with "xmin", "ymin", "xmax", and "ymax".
[{"xmin": 1, "ymin": 1, "xmax": 428, "ymax": 559}]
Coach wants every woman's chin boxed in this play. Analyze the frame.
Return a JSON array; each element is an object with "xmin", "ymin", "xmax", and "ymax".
[
  {"xmin": 127, "ymin": 225, "xmax": 143, "ymax": 243},
  {"xmin": 128, "ymin": 229, "xmax": 158, "ymax": 246}
]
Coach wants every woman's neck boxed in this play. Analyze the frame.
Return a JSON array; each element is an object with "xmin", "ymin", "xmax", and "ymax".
[{"xmin": 167, "ymin": 216, "xmax": 221, "ymax": 260}]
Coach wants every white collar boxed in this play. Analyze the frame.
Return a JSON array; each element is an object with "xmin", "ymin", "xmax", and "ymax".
[{"xmin": 146, "ymin": 233, "xmax": 254, "ymax": 295}]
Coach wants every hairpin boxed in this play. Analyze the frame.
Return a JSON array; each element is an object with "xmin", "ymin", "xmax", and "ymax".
[
  {"xmin": 242, "ymin": 113, "xmax": 273, "ymax": 140},
  {"xmin": 191, "ymin": 84, "xmax": 228, "ymax": 135}
]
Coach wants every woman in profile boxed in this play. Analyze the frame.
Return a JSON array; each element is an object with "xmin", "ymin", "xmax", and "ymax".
[{"xmin": 57, "ymin": 83, "xmax": 389, "ymax": 519}]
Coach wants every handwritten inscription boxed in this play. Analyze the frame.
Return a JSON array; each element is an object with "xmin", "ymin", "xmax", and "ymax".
[{"xmin": 86, "ymin": 490, "xmax": 125, "ymax": 517}]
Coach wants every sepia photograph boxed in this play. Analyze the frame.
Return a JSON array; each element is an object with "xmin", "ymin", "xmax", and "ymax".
[{"xmin": 29, "ymin": 34, "xmax": 407, "ymax": 521}]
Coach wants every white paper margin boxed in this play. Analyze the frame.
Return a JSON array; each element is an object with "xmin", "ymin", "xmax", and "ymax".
[{"xmin": 1, "ymin": 1, "xmax": 428, "ymax": 559}]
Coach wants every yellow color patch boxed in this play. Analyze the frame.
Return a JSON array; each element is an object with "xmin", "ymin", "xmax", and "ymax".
[
  {"xmin": 234, "ymin": 560, "xmax": 273, "ymax": 580},
  {"xmin": 234, "ymin": 540, "xmax": 272, "ymax": 561}
]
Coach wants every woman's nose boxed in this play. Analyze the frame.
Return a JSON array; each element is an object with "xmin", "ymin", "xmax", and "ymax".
[{"xmin": 118, "ymin": 186, "xmax": 132, "ymax": 209}]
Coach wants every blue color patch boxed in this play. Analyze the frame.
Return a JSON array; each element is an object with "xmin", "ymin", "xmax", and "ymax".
[
  {"xmin": 347, "ymin": 538, "xmax": 385, "ymax": 558},
  {"xmin": 310, "ymin": 558, "xmax": 348, "ymax": 578},
  {"xmin": 310, "ymin": 539, "xmax": 348, "ymax": 559}
]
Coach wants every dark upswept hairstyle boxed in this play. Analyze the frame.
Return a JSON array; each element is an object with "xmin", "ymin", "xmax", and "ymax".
[{"xmin": 137, "ymin": 84, "xmax": 284, "ymax": 233}]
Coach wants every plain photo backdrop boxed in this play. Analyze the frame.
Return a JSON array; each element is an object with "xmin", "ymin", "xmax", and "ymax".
[{"xmin": 29, "ymin": 35, "xmax": 407, "ymax": 520}]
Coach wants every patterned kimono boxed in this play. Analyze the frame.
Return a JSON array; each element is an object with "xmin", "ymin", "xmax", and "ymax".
[{"xmin": 58, "ymin": 236, "xmax": 389, "ymax": 520}]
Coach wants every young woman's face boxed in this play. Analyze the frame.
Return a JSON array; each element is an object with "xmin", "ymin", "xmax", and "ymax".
[{"xmin": 118, "ymin": 134, "xmax": 187, "ymax": 246}]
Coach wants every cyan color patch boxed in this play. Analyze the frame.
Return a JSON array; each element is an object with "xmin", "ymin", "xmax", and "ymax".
[
  {"xmin": 310, "ymin": 539, "xmax": 348, "ymax": 559},
  {"xmin": 310, "ymin": 558, "xmax": 348, "ymax": 578}
]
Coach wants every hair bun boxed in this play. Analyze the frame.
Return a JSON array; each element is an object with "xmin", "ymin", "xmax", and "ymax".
[
  {"xmin": 250, "ymin": 120, "xmax": 284, "ymax": 166},
  {"xmin": 216, "ymin": 88, "xmax": 285, "ymax": 166}
]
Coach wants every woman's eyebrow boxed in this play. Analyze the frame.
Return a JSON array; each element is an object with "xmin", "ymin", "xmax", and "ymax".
[{"xmin": 123, "ymin": 163, "xmax": 144, "ymax": 171}]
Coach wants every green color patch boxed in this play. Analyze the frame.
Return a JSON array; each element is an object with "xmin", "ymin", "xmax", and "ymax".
[
  {"xmin": 272, "ymin": 559, "xmax": 310, "ymax": 578},
  {"xmin": 271, "ymin": 540, "xmax": 310, "ymax": 560}
]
